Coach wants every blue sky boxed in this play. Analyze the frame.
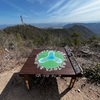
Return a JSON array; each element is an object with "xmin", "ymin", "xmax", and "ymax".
[{"xmin": 0, "ymin": 0, "xmax": 100, "ymax": 24}]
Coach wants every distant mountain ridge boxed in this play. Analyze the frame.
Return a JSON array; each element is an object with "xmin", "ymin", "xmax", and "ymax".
[
  {"xmin": 1, "ymin": 22, "xmax": 100, "ymax": 35},
  {"xmin": 0, "ymin": 25, "xmax": 8, "ymax": 29},
  {"xmin": 0, "ymin": 23, "xmax": 66, "ymax": 29},
  {"xmin": 0, "ymin": 24, "xmax": 15, "ymax": 29},
  {"xmin": 32, "ymin": 23, "xmax": 66, "ymax": 29},
  {"xmin": 68, "ymin": 25, "xmax": 95, "ymax": 38},
  {"xmin": 63, "ymin": 23, "xmax": 100, "ymax": 35},
  {"xmin": 3, "ymin": 24, "xmax": 94, "ymax": 40}
]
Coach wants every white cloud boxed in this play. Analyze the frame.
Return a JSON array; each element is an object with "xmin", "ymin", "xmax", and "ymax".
[
  {"xmin": 73, "ymin": 0, "xmax": 100, "ymax": 13},
  {"xmin": 30, "ymin": 10, "xmax": 39, "ymax": 15},
  {"xmin": 48, "ymin": 0, "xmax": 100, "ymax": 23},
  {"xmin": 48, "ymin": 0, "xmax": 84, "ymax": 18},
  {"xmin": 47, "ymin": 0, "xmax": 66, "ymax": 13},
  {"xmin": 1, "ymin": 0, "xmax": 100, "ymax": 23}
]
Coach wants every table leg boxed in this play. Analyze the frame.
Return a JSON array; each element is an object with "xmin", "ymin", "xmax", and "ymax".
[
  {"xmin": 69, "ymin": 77, "xmax": 76, "ymax": 89},
  {"xmin": 25, "ymin": 75, "xmax": 30, "ymax": 90}
]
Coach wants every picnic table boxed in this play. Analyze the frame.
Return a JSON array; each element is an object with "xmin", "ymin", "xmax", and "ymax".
[{"xmin": 19, "ymin": 46, "xmax": 83, "ymax": 90}]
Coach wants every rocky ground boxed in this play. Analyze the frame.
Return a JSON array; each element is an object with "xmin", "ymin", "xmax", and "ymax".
[
  {"xmin": 0, "ymin": 56, "xmax": 100, "ymax": 100},
  {"xmin": 0, "ymin": 45, "xmax": 100, "ymax": 100}
]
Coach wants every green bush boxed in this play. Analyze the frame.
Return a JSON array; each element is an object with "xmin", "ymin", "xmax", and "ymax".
[
  {"xmin": 84, "ymin": 64, "xmax": 100, "ymax": 84},
  {"xmin": 71, "ymin": 32, "xmax": 81, "ymax": 46},
  {"xmin": 16, "ymin": 33, "xmax": 23, "ymax": 47}
]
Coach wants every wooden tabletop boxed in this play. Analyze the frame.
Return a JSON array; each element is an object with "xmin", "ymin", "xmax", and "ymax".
[{"xmin": 19, "ymin": 48, "xmax": 82, "ymax": 77}]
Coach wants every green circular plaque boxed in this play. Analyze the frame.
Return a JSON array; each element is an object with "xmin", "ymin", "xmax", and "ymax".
[{"xmin": 35, "ymin": 50, "xmax": 66, "ymax": 71}]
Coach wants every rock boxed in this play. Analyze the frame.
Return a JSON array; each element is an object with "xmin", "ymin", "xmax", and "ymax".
[
  {"xmin": 77, "ymin": 89, "xmax": 81, "ymax": 93},
  {"xmin": 97, "ymin": 95, "xmax": 100, "ymax": 98},
  {"xmin": 82, "ymin": 77, "xmax": 87, "ymax": 80},
  {"xmin": 81, "ymin": 84, "xmax": 86, "ymax": 88},
  {"xmin": 5, "ymin": 48, "xmax": 9, "ymax": 53}
]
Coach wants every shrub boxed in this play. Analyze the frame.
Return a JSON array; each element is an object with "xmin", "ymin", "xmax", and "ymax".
[
  {"xmin": 16, "ymin": 33, "xmax": 23, "ymax": 47},
  {"xmin": 84, "ymin": 63, "xmax": 100, "ymax": 84},
  {"xmin": 71, "ymin": 32, "xmax": 81, "ymax": 46}
]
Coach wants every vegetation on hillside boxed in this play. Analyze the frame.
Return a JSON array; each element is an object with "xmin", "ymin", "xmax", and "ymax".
[
  {"xmin": 71, "ymin": 32, "xmax": 81, "ymax": 46},
  {"xmin": 3, "ymin": 24, "xmax": 95, "ymax": 47},
  {"xmin": 0, "ymin": 25, "xmax": 100, "ymax": 84},
  {"xmin": 84, "ymin": 64, "xmax": 100, "ymax": 84}
]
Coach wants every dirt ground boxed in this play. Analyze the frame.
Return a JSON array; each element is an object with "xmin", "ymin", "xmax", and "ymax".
[{"xmin": 0, "ymin": 64, "xmax": 100, "ymax": 100}]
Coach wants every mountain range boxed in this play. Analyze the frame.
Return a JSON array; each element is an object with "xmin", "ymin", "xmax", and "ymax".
[
  {"xmin": 63, "ymin": 23, "xmax": 100, "ymax": 35},
  {"xmin": 0, "ymin": 23, "xmax": 100, "ymax": 36},
  {"xmin": 0, "ymin": 24, "xmax": 95, "ymax": 46},
  {"xmin": 3, "ymin": 24, "xmax": 94, "ymax": 40}
]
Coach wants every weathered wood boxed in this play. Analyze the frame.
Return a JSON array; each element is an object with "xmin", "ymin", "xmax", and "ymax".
[
  {"xmin": 69, "ymin": 77, "xmax": 76, "ymax": 88},
  {"xmin": 19, "ymin": 48, "xmax": 77, "ymax": 77},
  {"xmin": 24, "ymin": 75, "xmax": 30, "ymax": 90},
  {"xmin": 19, "ymin": 47, "xmax": 83, "ymax": 89},
  {"xmin": 65, "ymin": 46, "xmax": 83, "ymax": 76}
]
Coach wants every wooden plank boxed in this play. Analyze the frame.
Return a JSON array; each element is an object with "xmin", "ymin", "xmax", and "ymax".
[
  {"xmin": 19, "ymin": 48, "xmax": 82, "ymax": 77},
  {"xmin": 64, "ymin": 46, "xmax": 83, "ymax": 76}
]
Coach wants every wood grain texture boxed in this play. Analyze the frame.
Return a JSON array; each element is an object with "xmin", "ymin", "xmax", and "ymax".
[{"xmin": 19, "ymin": 48, "xmax": 82, "ymax": 77}]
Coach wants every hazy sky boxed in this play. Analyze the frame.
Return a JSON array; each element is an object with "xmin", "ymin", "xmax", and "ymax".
[{"xmin": 0, "ymin": 0, "xmax": 100, "ymax": 24}]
